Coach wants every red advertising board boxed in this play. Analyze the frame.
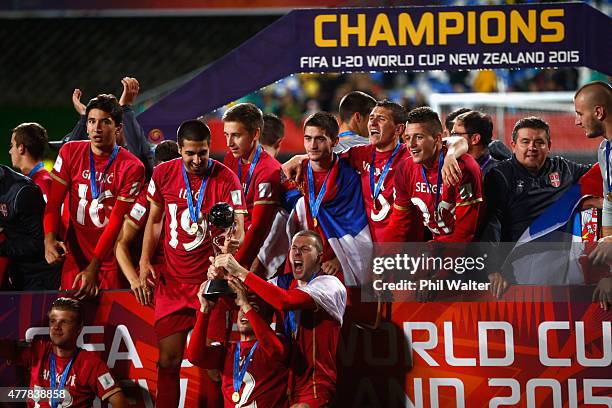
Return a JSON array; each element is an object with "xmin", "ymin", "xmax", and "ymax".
[{"xmin": 1, "ymin": 288, "xmax": 609, "ymax": 407}]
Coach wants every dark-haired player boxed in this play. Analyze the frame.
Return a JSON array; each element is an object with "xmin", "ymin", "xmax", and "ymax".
[
  {"xmin": 334, "ymin": 91, "xmax": 377, "ymax": 152},
  {"xmin": 0, "ymin": 298, "xmax": 127, "ymax": 407},
  {"xmin": 187, "ymin": 276, "xmax": 289, "ymax": 407},
  {"xmin": 0, "ymin": 165, "xmax": 60, "ymax": 290},
  {"xmin": 261, "ymin": 112, "xmax": 285, "ymax": 158},
  {"xmin": 140, "ymin": 119, "xmax": 246, "ymax": 407},
  {"xmin": 43, "ymin": 94, "xmax": 145, "ymax": 296},
  {"xmin": 115, "ymin": 141, "xmax": 181, "ymax": 305},
  {"xmin": 452, "ymin": 110, "xmax": 498, "ymax": 176},
  {"xmin": 9, "ymin": 122, "xmax": 52, "ymax": 200},
  {"xmin": 383, "ymin": 106, "xmax": 483, "ymax": 243},
  {"xmin": 222, "ymin": 103, "xmax": 282, "ymax": 269}
]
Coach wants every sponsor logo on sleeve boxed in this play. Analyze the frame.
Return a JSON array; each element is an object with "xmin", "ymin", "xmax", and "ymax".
[
  {"xmin": 130, "ymin": 203, "xmax": 147, "ymax": 221},
  {"xmin": 231, "ymin": 190, "xmax": 242, "ymax": 206},
  {"xmin": 98, "ymin": 372, "xmax": 115, "ymax": 390},
  {"xmin": 147, "ymin": 179, "xmax": 156, "ymax": 196},
  {"xmin": 129, "ymin": 181, "xmax": 141, "ymax": 196},
  {"xmin": 459, "ymin": 183, "xmax": 474, "ymax": 200},
  {"xmin": 53, "ymin": 156, "xmax": 63, "ymax": 172},
  {"xmin": 258, "ymin": 182, "xmax": 272, "ymax": 198}
]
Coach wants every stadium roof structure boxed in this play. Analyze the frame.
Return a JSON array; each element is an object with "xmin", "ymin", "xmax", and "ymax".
[{"xmin": 138, "ymin": 2, "xmax": 611, "ymax": 141}]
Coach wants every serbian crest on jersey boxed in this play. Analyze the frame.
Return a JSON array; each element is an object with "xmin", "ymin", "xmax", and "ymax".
[
  {"xmin": 549, "ymin": 172, "xmax": 560, "ymax": 188},
  {"xmin": 0, "ymin": 203, "xmax": 7, "ymax": 217}
]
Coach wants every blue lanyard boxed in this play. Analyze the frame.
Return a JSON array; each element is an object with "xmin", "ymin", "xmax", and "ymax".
[
  {"xmin": 306, "ymin": 157, "xmax": 335, "ymax": 221},
  {"xmin": 369, "ymin": 143, "xmax": 400, "ymax": 202},
  {"xmin": 233, "ymin": 341, "xmax": 259, "ymax": 396},
  {"xmin": 237, "ymin": 144, "xmax": 261, "ymax": 197},
  {"xmin": 285, "ymin": 272, "xmax": 318, "ymax": 337},
  {"xmin": 606, "ymin": 141, "xmax": 612, "ymax": 194},
  {"xmin": 27, "ymin": 162, "xmax": 45, "ymax": 178},
  {"xmin": 89, "ymin": 145, "xmax": 119, "ymax": 200},
  {"xmin": 420, "ymin": 150, "xmax": 445, "ymax": 208},
  {"xmin": 181, "ymin": 159, "xmax": 212, "ymax": 224},
  {"xmin": 50, "ymin": 350, "xmax": 78, "ymax": 408}
]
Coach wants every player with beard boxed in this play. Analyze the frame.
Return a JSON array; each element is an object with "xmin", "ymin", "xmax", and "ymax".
[
  {"xmin": 383, "ymin": 106, "xmax": 483, "ymax": 243},
  {"xmin": 213, "ymin": 230, "xmax": 346, "ymax": 408},
  {"xmin": 187, "ymin": 276, "xmax": 289, "ymax": 407},
  {"xmin": 1, "ymin": 298, "xmax": 127, "ymax": 407},
  {"xmin": 43, "ymin": 94, "xmax": 145, "ymax": 296},
  {"xmin": 140, "ymin": 120, "xmax": 246, "ymax": 407}
]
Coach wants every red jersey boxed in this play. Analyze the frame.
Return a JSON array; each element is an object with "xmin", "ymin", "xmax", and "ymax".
[
  {"xmin": 343, "ymin": 144, "xmax": 409, "ymax": 242},
  {"xmin": 244, "ymin": 273, "xmax": 346, "ymax": 405},
  {"xmin": 286, "ymin": 279, "xmax": 342, "ymax": 403},
  {"xmin": 393, "ymin": 149, "xmax": 483, "ymax": 242},
  {"xmin": 50, "ymin": 141, "xmax": 144, "ymax": 271},
  {"xmin": 147, "ymin": 158, "xmax": 246, "ymax": 283},
  {"xmin": 126, "ymin": 188, "xmax": 165, "ymax": 266},
  {"xmin": 19, "ymin": 339, "xmax": 121, "ymax": 407},
  {"xmin": 223, "ymin": 148, "xmax": 282, "ymax": 229},
  {"xmin": 31, "ymin": 168, "xmax": 52, "ymax": 202},
  {"xmin": 187, "ymin": 309, "xmax": 289, "ymax": 408}
]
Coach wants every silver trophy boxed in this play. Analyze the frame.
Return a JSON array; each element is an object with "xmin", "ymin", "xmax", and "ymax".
[{"xmin": 203, "ymin": 202, "xmax": 236, "ymax": 300}]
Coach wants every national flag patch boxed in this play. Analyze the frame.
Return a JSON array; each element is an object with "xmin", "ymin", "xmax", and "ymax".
[{"xmin": 549, "ymin": 172, "xmax": 561, "ymax": 188}]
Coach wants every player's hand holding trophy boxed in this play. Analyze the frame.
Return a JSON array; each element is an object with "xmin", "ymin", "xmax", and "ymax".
[{"xmin": 203, "ymin": 202, "xmax": 237, "ymax": 299}]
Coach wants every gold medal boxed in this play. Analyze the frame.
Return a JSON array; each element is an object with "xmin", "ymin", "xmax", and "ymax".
[
  {"xmin": 232, "ymin": 392, "xmax": 240, "ymax": 402},
  {"xmin": 189, "ymin": 222, "xmax": 199, "ymax": 234},
  {"xmin": 91, "ymin": 198, "xmax": 98, "ymax": 208},
  {"xmin": 607, "ymin": 192, "xmax": 612, "ymax": 202},
  {"xmin": 313, "ymin": 218, "xmax": 318, "ymax": 228}
]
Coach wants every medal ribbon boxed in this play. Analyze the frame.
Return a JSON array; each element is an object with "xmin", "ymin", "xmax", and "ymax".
[
  {"xmin": 606, "ymin": 141, "xmax": 612, "ymax": 195},
  {"xmin": 50, "ymin": 350, "xmax": 79, "ymax": 408},
  {"xmin": 237, "ymin": 144, "xmax": 261, "ymax": 198},
  {"xmin": 181, "ymin": 159, "xmax": 212, "ymax": 224},
  {"xmin": 285, "ymin": 272, "xmax": 318, "ymax": 337},
  {"xmin": 306, "ymin": 156, "xmax": 335, "ymax": 223},
  {"xmin": 369, "ymin": 142, "xmax": 400, "ymax": 202},
  {"xmin": 89, "ymin": 145, "xmax": 119, "ymax": 201},
  {"xmin": 233, "ymin": 341, "xmax": 259, "ymax": 398},
  {"xmin": 420, "ymin": 150, "xmax": 445, "ymax": 208},
  {"xmin": 27, "ymin": 162, "xmax": 45, "ymax": 178}
]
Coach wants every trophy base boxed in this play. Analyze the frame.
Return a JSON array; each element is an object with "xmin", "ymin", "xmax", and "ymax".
[{"xmin": 203, "ymin": 279, "xmax": 235, "ymax": 301}]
